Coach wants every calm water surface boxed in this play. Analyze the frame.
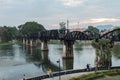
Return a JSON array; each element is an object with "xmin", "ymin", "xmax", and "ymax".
[{"xmin": 0, "ymin": 43, "xmax": 120, "ymax": 80}]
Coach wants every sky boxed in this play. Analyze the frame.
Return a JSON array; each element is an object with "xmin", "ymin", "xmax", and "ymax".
[{"xmin": 0, "ymin": 0, "xmax": 120, "ymax": 29}]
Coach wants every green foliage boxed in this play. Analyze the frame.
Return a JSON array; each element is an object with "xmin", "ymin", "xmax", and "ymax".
[
  {"xmin": 70, "ymin": 72, "xmax": 104, "ymax": 80},
  {"xmin": 59, "ymin": 22, "xmax": 66, "ymax": 30},
  {"xmin": 87, "ymin": 26, "xmax": 99, "ymax": 38},
  {"xmin": 48, "ymin": 40, "xmax": 60, "ymax": 44},
  {"xmin": 92, "ymin": 38, "xmax": 112, "ymax": 67},
  {"xmin": 0, "ymin": 26, "xmax": 18, "ymax": 42},
  {"xmin": 113, "ymin": 26, "xmax": 120, "ymax": 30},
  {"xmin": 91, "ymin": 38, "xmax": 112, "ymax": 50},
  {"xmin": 18, "ymin": 21, "xmax": 46, "ymax": 35}
]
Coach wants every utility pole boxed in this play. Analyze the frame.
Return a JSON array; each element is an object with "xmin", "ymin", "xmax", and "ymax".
[
  {"xmin": 67, "ymin": 20, "xmax": 69, "ymax": 29},
  {"xmin": 66, "ymin": 20, "xmax": 69, "ymax": 33}
]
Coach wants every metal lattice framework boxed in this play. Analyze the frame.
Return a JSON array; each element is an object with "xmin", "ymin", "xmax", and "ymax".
[
  {"xmin": 100, "ymin": 28, "xmax": 120, "ymax": 41},
  {"xmin": 64, "ymin": 31, "xmax": 92, "ymax": 40},
  {"xmin": 18, "ymin": 29, "xmax": 93, "ymax": 41},
  {"xmin": 17, "ymin": 28, "xmax": 120, "ymax": 41}
]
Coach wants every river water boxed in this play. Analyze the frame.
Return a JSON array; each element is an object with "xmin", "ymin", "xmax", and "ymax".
[{"xmin": 0, "ymin": 43, "xmax": 120, "ymax": 80}]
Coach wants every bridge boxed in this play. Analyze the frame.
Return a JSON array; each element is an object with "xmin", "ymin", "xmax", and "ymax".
[
  {"xmin": 16, "ymin": 28, "xmax": 120, "ymax": 58},
  {"xmin": 17, "ymin": 29, "xmax": 94, "ymax": 58}
]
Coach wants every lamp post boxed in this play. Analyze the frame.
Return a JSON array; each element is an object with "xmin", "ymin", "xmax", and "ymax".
[{"xmin": 57, "ymin": 59, "xmax": 61, "ymax": 80}]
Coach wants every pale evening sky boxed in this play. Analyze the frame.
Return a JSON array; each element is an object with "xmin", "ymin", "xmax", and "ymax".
[{"xmin": 0, "ymin": 0, "xmax": 120, "ymax": 29}]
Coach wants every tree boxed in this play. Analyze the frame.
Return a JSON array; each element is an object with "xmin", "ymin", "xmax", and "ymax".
[
  {"xmin": 0, "ymin": 26, "xmax": 18, "ymax": 42},
  {"xmin": 59, "ymin": 22, "xmax": 66, "ymax": 30},
  {"xmin": 18, "ymin": 21, "xmax": 46, "ymax": 35},
  {"xmin": 87, "ymin": 26, "xmax": 99, "ymax": 38},
  {"xmin": 92, "ymin": 38, "xmax": 113, "ymax": 70},
  {"xmin": 113, "ymin": 26, "xmax": 120, "ymax": 30}
]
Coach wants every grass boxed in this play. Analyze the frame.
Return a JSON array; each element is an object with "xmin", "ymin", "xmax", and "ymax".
[
  {"xmin": 69, "ymin": 69, "xmax": 120, "ymax": 80},
  {"xmin": 96, "ymin": 75, "xmax": 120, "ymax": 80},
  {"xmin": 0, "ymin": 42, "xmax": 13, "ymax": 46},
  {"xmin": 48, "ymin": 40, "xmax": 62, "ymax": 44}
]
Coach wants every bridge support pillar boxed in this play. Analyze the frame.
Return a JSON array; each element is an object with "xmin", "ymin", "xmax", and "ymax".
[
  {"xmin": 62, "ymin": 40, "xmax": 74, "ymax": 58},
  {"xmin": 41, "ymin": 40, "xmax": 48, "ymax": 51},
  {"xmin": 25, "ymin": 40, "xmax": 29, "ymax": 45},
  {"xmin": 23, "ymin": 39, "xmax": 26, "ymax": 45},
  {"xmin": 25, "ymin": 39, "xmax": 31, "ymax": 46},
  {"xmin": 30, "ymin": 39, "xmax": 37, "ymax": 47}
]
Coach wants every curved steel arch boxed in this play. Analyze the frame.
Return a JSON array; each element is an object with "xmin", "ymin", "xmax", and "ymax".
[{"xmin": 100, "ymin": 28, "xmax": 120, "ymax": 41}]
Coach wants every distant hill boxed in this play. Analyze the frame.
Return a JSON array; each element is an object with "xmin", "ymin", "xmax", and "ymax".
[{"xmin": 96, "ymin": 25, "xmax": 114, "ymax": 31}]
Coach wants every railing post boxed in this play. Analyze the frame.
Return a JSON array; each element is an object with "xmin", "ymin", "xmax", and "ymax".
[{"xmin": 57, "ymin": 59, "xmax": 61, "ymax": 80}]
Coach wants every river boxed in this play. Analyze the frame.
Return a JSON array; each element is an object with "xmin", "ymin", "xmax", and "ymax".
[{"xmin": 0, "ymin": 43, "xmax": 120, "ymax": 80}]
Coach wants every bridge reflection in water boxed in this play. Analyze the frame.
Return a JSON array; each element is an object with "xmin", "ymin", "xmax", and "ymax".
[{"xmin": 24, "ymin": 45, "xmax": 74, "ymax": 72}]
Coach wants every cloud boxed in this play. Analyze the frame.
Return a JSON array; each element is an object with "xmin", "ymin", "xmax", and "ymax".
[
  {"xmin": 0, "ymin": 0, "xmax": 13, "ymax": 3},
  {"xmin": 80, "ymin": 18, "xmax": 120, "ymax": 24},
  {"xmin": 48, "ymin": 18, "xmax": 120, "ymax": 29},
  {"xmin": 59, "ymin": 0, "xmax": 85, "ymax": 7},
  {"xmin": 60, "ymin": 18, "xmax": 120, "ymax": 28}
]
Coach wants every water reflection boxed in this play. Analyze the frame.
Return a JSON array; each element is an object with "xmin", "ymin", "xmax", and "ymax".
[
  {"xmin": 62, "ymin": 58, "xmax": 73, "ymax": 70},
  {"xmin": 38, "ymin": 51, "xmax": 60, "ymax": 72},
  {"xmin": 24, "ymin": 46, "xmax": 60, "ymax": 72},
  {"xmin": 0, "ymin": 45, "xmax": 14, "ymax": 57}
]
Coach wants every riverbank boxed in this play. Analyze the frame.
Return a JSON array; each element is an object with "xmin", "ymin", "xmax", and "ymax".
[
  {"xmin": 0, "ymin": 42, "xmax": 13, "ymax": 46},
  {"xmin": 43, "ymin": 69, "xmax": 120, "ymax": 80},
  {"xmin": 48, "ymin": 40, "xmax": 92, "ymax": 44},
  {"xmin": 70, "ymin": 69, "xmax": 120, "ymax": 80}
]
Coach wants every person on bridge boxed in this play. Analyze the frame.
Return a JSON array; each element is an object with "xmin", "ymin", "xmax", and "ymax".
[{"xmin": 86, "ymin": 64, "xmax": 90, "ymax": 71}]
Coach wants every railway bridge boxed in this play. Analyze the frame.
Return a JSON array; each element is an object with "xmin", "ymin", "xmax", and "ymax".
[{"xmin": 17, "ymin": 28, "xmax": 120, "ymax": 58}]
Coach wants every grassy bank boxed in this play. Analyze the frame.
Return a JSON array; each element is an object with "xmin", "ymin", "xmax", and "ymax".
[
  {"xmin": 48, "ymin": 40, "xmax": 61, "ymax": 44},
  {"xmin": 0, "ymin": 42, "xmax": 13, "ymax": 46},
  {"xmin": 48, "ymin": 40, "xmax": 92, "ymax": 44},
  {"xmin": 69, "ymin": 69, "xmax": 120, "ymax": 80}
]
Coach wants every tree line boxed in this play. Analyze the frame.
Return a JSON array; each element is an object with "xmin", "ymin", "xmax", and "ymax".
[{"xmin": 0, "ymin": 21, "xmax": 46, "ymax": 42}]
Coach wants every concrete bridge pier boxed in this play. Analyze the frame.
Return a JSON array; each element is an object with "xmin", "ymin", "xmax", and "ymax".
[
  {"xmin": 62, "ymin": 40, "xmax": 74, "ymax": 58},
  {"xmin": 30, "ymin": 39, "xmax": 37, "ymax": 47},
  {"xmin": 25, "ymin": 40, "xmax": 30, "ymax": 46},
  {"xmin": 23, "ymin": 39, "xmax": 26, "ymax": 45},
  {"xmin": 41, "ymin": 40, "xmax": 48, "ymax": 51}
]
